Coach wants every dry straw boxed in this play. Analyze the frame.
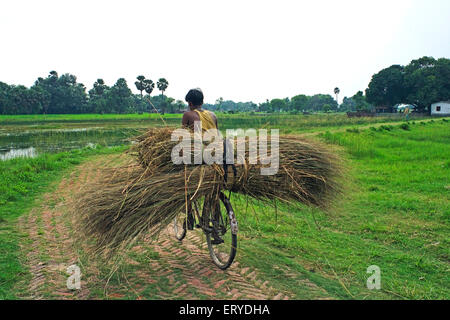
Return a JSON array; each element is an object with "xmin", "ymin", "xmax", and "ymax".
[{"xmin": 75, "ymin": 128, "xmax": 344, "ymax": 256}]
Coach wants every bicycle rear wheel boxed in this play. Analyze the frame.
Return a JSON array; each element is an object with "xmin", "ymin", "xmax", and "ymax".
[{"xmin": 205, "ymin": 193, "xmax": 238, "ymax": 270}]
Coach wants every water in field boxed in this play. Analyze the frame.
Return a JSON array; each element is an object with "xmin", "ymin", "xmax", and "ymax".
[
  {"xmin": 0, "ymin": 113, "xmax": 429, "ymax": 160},
  {"xmin": 0, "ymin": 126, "xmax": 144, "ymax": 161}
]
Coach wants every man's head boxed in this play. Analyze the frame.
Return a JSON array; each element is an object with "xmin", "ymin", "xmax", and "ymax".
[{"xmin": 185, "ymin": 88, "xmax": 204, "ymax": 109}]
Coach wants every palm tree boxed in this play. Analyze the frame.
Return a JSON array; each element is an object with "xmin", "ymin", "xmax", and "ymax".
[
  {"xmin": 157, "ymin": 78, "xmax": 169, "ymax": 96},
  {"xmin": 135, "ymin": 75, "xmax": 146, "ymax": 98},
  {"xmin": 334, "ymin": 87, "xmax": 340, "ymax": 109},
  {"xmin": 49, "ymin": 70, "xmax": 58, "ymax": 78},
  {"xmin": 143, "ymin": 79, "xmax": 155, "ymax": 95},
  {"xmin": 143, "ymin": 79, "xmax": 155, "ymax": 113},
  {"xmin": 157, "ymin": 78, "xmax": 169, "ymax": 114}
]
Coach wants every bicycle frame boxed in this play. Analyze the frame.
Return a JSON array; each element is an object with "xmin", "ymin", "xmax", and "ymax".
[{"xmin": 174, "ymin": 191, "xmax": 238, "ymax": 269}]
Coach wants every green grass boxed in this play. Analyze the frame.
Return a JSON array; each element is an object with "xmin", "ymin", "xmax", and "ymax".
[
  {"xmin": 0, "ymin": 145, "xmax": 126, "ymax": 299},
  {"xmin": 1, "ymin": 115, "xmax": 448, "ymax": 299},
  {"xmin": 0, "ymin": 113, "xmax": 183, "ymax": 123},
  {"xmin": 1, "ymin": 112, "xmax": 432, "ymax": 134},
  {"xmin": 218, "ymin": 113, "xmax": 427, "ymax": 134},
  {"xmin": 232, "ymin": 121, "xmax": 449, "ymax": 299}
]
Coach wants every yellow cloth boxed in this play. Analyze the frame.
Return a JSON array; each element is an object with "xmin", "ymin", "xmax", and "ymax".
[{"xmin": 194, "ymin": 109, "xmax": 217, "ymax": 132}]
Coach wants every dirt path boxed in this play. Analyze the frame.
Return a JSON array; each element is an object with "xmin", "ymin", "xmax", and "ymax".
[{"xmin": 17, "ymin": 156, "xmax": 301, "ymax": 300}]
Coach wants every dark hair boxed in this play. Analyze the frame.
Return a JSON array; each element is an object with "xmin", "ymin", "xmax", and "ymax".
[{"xmin": 185, "ymin": 88, "xmax": 204, "ymax": 107}]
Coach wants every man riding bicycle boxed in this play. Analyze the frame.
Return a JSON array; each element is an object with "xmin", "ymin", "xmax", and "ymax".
[{"xmin": 181, "ymin": 88, "xmax": 224, "ymax": 245}]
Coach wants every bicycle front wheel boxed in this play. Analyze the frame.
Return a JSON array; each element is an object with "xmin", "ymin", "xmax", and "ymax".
[{"xmin": 205, "ymin": 193, "xmax": 238, "ymax": 270}]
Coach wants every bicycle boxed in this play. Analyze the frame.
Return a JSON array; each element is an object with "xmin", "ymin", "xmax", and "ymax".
[{"xmin": 173, "ymin": 191, "xmax": 238, "ymax": 270}]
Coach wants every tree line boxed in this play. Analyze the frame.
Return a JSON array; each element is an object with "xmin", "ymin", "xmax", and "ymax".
[
  {"xmin": 254, "ymin": 94, "xmax": 339, "ymax": 113},
  {"xmin": 0, "ymin": 72, "xmax": 181, "ymax": 115},
  {"xmin": 365, "ymin": 56, "xmax": 450, "ymax": 112},
  {"xmin": 0, "ymin": 70, "xmax": 344, "ymax": 114},
  {"xmin": 0, "ymin": 56, "xmax": 448, "ymax": 115},
  {"xmin": 207, "ymin": 92, "xmax": 368, "ymax": 114}
]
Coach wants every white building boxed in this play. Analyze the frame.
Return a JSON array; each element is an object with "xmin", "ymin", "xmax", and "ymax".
[{"xmin": 431, "ymin": 101, "xmax": 450, "ymax": 116}]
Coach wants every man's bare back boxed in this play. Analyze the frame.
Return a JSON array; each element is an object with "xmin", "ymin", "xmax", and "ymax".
[{"xmin": 182, "ymin": 109, "xmax": 218, "ymax": 130}]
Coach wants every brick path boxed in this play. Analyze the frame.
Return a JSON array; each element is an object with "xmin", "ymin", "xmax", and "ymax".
[{"xmin": 17, "ymin": 156, "xmax": 295, "ymax": 300}]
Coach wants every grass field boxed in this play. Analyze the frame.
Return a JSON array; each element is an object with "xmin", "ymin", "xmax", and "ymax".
[
  {"xmin": 233, "ymin": 119, "xmax": 449, "ymax": 299},
  {"xmin": 0, "ymin": 113, "xmax": 183, "ymax": 123},
  {"xmin": 0, "ymin": 114, "xmax": 448, "ymax": 299},
  {"xmin": 0, "ymin": 112, "xmax": 428, "ymax": 134},
  {"xmin": 0, "ymin": 146, "xmax": 127, "ymax": 299}
]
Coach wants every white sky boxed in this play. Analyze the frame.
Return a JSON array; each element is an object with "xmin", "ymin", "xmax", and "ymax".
[{"xmin": 1, "ymin": 0, "xmax": 449, "ymax": 104}]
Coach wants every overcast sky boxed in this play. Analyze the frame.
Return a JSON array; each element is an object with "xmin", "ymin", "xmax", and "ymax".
[{"xmin": 1, "ymin": 0, "xmax": 449, "ymax": 104}]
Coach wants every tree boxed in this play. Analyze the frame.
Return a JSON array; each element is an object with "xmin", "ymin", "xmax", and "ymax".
[
  {"xmin": 365, "ymin": 64, "xmax": 406, "ymax": 108},
  {"xmin": 134, "ymin": 76, "xmax": 155, "ymax": 100},
  {"xmin": 0, "ymin": 82, "xmax": 8, "ymax": 114},
  {"xmin": 334, "ymin": 87, "xmax": 340, "ymax": 108},
  {"xmin": 133, "ymin": 76, "xmax": 155, "ymax": 113},
  {"xmin": 404, "ymin": 57, "xmax": 450, "ymax": 111},
  {"xmin": 144, "ymin": 79, "xmax": 155, "ymax": 95},
  {"xmin": 174, "ymin": 100, "xmax": 186, "ymax": 112},
  {"xmin": 49, "ymin": 70, "xmax": 58, "ymax": 83},
  {"xmin": 141, "ymin": 79, "xmax": 155, "ymax": 113},
  {"xmin": 88, "ymin": 79, "xmax": 109, "ymax": 114},
  {"xmin": 32, "ymin": 71, "xmax": 87, "ymax": 114},
  {"xmin": 157, "ymin": 78, "xmax": 169, "ymax": 96},
  {"xmin": 157, "ymin": 78, "xmax": 169, "ymax": 113},
  {"xmin": 352, "ymin": 91, "xmax": 371, "ymax": 111},
  {"xmin": 166, "ymin": 97, "xmax": 175, "ymax": 113},
  {"xmin": 215, "ymin": 97, "xmax": 224, "ymax": 111},
  {"xmin": 290, "ymin": 94, "xmax": 309, "ymax": 112},
  {"xmin": 340, "ymin": 96, "xmax": 356, "ymax": 111},
  {"xmin": 92, "ymin": 79, "xmax": 107, "ymax": 96},
  {"xmin": 269, "ymin": 98, "xmax": 287, "ymax": 112},
  {"xmin": 107, "ymin": 78, "xmax": 133, "ymax": 113},
  {"xmin": 135, "ymin": 75, "xmax": 146, "ymax": 98},
  {"xmin": 0, "ymin": 83, "xmax": 50, "ymax": 115},
  {"xmin": 307, "ymin": 94, "xmax": 338, "ymax": 112},
  {"xmin": 257, "ymin": 99, "xmax": 270, "ymax": 112},
  {"xmin": 148, "ymin": 94, "xmax": 166, "ymax": 113},
  {"xmin": 0, "ymin": 72, "xmax": 177, "ymax": 115},
  {"xmin": 365, "ymin": 57, "xmax": 450, "ymax": 112},
  {"xmin": 28, "ymin": 86, "xmax": 50, "ymax": 114}
]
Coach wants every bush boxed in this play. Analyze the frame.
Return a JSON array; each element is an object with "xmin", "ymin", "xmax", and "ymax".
[{"xmin": 400, "ymin": 123, "xmax": 410, "ymax": 131}]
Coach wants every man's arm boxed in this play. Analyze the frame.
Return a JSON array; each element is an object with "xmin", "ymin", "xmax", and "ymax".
[
  {"xmin": 182, "ymin": 112, "xmax": 191, "ymax": 128},
  {"xmin": 182, "ymin": 111, "xmax": 197, "ymax": 130}
]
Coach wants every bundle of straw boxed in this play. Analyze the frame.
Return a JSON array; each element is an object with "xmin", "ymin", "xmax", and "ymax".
[
  {"xmin": 130, "ymin": 129, "xmax": 342, "ymax": 207},
  {"xmin": 76, "ymin": 128, "xmax": 343, "ymax": 255}
]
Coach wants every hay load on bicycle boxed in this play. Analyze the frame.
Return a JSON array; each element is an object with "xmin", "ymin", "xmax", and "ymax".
[{"xmin": 75, "ymin": 89, "xmax": 344, "ymax": 269}]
